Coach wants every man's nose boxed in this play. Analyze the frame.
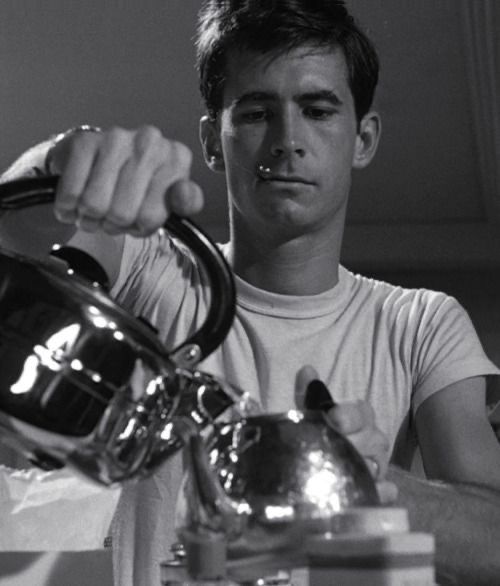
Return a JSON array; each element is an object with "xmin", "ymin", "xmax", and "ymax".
[{"xmin": 269, "ymin": 110, "xmax": 306, "ymax": 158}]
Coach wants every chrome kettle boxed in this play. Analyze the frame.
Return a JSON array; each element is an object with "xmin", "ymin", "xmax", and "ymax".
[
  {"xmin": 0, "ymin": 175, "xmax": 241, "ymax": 485},
  {"xmin": 176, "ymin": 409, "xmax": 380, "ymax": 566}
]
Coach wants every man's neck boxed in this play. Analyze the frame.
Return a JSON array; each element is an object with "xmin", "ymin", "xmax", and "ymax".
[{"xmin": 228, "ymin": 217, "xmax": 345, "ymax": 296}]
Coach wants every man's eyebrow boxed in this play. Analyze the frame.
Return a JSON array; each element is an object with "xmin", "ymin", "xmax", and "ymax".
[
  {"xmin": 232, "ymin": 91, "xmax": 277, "ymax": 107},
  {"xmin": 231, "ymin": 89, "xmax": 344, "ymax": 107},
  {"xmin": 298, "ymin": 90, "xmax": 343, "ymax": 105}
]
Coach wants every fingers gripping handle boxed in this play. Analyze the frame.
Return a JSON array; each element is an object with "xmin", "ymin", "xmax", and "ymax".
[{"xmin": 0, "ymin": 175, "xmax": 236, "ymax": 365}]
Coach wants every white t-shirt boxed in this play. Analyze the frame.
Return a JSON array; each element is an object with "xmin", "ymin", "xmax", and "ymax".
[{"xmin": 110, "ymin": 231, "xmax": 499, "ymax": 586}]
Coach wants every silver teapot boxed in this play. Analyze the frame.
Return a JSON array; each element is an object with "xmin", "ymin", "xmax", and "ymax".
[
  {"xmin": 0, "ymin": 175, "xmax": 242, "ymax": 485},
  {"xmin": 176, "ymin": 409, "xmax": 380, "ymax": 567}
]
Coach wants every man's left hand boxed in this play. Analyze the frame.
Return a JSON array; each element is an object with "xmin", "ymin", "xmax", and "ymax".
[{"xmin": 295, "ymin": 365, "xmax": 397, "ymax": 504}]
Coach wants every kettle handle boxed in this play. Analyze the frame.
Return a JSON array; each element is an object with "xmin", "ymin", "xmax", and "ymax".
[{"xmin": 0, "ymin": 175, "xmax": 236, "ymax": 366}]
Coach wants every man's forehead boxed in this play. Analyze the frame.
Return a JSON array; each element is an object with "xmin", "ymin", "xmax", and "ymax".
[
  {"xmin": 225, "ymin": 43, "xmax": 346, "ymax": 72},
  {"xmin": 222, "ymin": 44, "xmax": 350, "ymax": 97}
]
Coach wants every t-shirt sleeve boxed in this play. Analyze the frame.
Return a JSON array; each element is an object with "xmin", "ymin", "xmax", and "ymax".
[
  {"xmin": 111, "ymin": 232, "xmax": 162, "ymax": 305},
  {"xmin": 111, "ymin": 230, "xmax": 186, "ymax": 314},
  {"xmin": 109, "ymin": 229, "xmax": 210, "ymax": 349},
  {"xmin": 411, "ymin": 292, "xmax": 500, "ymax": 414}
]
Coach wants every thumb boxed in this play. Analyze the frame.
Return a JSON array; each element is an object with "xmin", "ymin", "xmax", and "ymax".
[
  {"xmin": 376, "ymin": 481, "xmax": 399, "ymax": 505},
  {"xmin": 166, "ymin": 179, "xmax": 204, "ymax": 217},
  {"xmin": 294, "ymin": 365, "xmax": 320, "ymax": 409}
]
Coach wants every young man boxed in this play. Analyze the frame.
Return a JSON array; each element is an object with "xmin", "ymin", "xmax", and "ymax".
[{"xmin": 2, "ymin": 1, "xmax": 500, "ymax": 585}]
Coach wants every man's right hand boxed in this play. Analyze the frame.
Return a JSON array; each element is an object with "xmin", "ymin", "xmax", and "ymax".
[{"xmin": 49, "ymin": 125, "xmax": 204, "ymax": 237}]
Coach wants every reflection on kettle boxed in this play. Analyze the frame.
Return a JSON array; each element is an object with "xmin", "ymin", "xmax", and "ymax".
[
  {"xmin": 10, "ymin": 323, "xmax": 82, "ymax": 395},
  {"xmin": 0, "ymin": 176, "xmax": 240, "ymax": 485}
]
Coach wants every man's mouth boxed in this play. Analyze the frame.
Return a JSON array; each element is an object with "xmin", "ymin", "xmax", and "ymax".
[{"xmin": 257, "ymin": 170, "xmax": 314, "ymax": 185}]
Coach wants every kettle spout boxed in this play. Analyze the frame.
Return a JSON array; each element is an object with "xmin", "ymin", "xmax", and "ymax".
[
  {"xmin": 143, "ymin": 371, "xmax": 260, "ymax": 477},
  {"xmin": 184, "ymin": 432, "xmax": 247, "ymax": 535},
  {"xmin": 181, "ymin": 376, "xmax": 259, "ymax": 534},
  {"xmin": 172, "ymin": 374, "xmax": 259, "ymax": 538}
]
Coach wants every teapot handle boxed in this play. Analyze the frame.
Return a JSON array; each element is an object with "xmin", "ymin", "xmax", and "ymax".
[{"xmin": 0, "ymin": 175, "xmax": 236, "ymax": 366}]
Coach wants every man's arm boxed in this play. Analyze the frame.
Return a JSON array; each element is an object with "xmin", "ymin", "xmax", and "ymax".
[
  {"xmin": 416, "ymin": 377, "xmax": 500, "ymax": 489},
  {"xmin": 1, "ymin": 140, "xmax": 52, "ymax": 182},
  {"xmin": 0, "ymin": 139, "xmax": 75, "ymax": 258},
  {"xmin": 0, "ymin": 139, "xmax": 125, "ymax": 284},
  {"xmin": 390, "ymin": 376, "xmax": 500, "ymax": 585},
  {"xmin": 389, "ymin": 466, "xmax": 500, "ymax": 586},
  {"xmin": 0, "ymin": 126, "xmax": 205, "ymax": 287}
]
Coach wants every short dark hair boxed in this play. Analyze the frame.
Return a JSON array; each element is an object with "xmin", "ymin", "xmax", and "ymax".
[{"xmin": 196, "ymin": 0, "xmax": 379, "ymax": 122}]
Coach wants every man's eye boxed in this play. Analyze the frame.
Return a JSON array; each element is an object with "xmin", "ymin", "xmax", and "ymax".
[
  {"xmin": 304, "ymin": 106, "xmax": 334, "ymax": 120},
  {"xmin": 240, "ymin": 109, "xmax": 268, "ymax": 122}
]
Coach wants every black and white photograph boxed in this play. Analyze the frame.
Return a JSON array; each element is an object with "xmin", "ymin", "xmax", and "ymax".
[{"xmin": 0, "ymin": 2, "xmax": 499, "ymax": 585}]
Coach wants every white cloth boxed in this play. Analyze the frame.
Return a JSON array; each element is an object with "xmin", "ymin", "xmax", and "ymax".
[
  {"xmin": 0, "ymin": 466, "xmax": 120, "ymax": 551},
  {"xmin": 110, "ymin": 232, "xmax": 500, "ymax": 586}
]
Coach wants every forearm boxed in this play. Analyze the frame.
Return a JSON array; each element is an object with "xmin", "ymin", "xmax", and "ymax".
[
  {"xmin": 0, "ymin": 139, "xmax": 76, "ymax": 257},
  {"xmin": 388, "ymin": 465, "xmax": 500, "ymax": 585},
  {"xmin": 0, "ymin": 140, "xmax": 53, "ymax": 183}
]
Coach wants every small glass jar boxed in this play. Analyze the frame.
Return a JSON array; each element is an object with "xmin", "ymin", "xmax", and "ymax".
[{"xmin": 161, "ymin": 542, "xmax": 236, "ymax": 586}]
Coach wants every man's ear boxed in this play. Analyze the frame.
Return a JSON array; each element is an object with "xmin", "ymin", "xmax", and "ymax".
[
  {"xmin": 199, "ymin": 115, "xmax": 225, "ymax": 173},
  {"xmin": 352, "ymin": 111, "xmax": 381, "ymax": 169}
]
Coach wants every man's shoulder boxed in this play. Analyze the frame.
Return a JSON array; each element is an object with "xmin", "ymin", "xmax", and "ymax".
[{"xmin": 341, "ymin": 266, "xmax": 457, "ymax": 315}]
